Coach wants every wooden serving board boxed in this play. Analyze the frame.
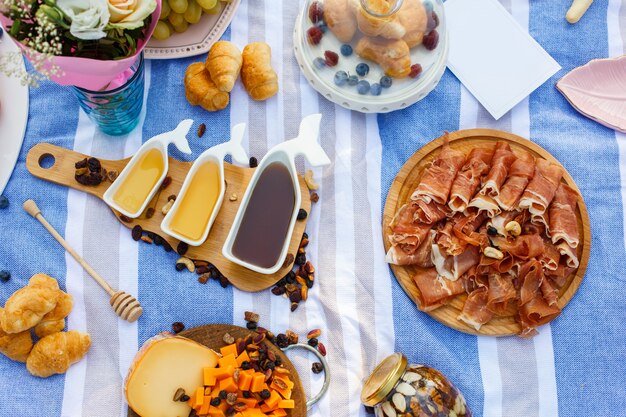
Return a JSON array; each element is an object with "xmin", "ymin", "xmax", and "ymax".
[
  {"xmin": 383, "ymin": 129, "xmax": 591, "ymax": 336},
  {"xmin": 128, "ymin": 324, "xmax": 307, "ymax": 417},
  {"xmin": 26, "ymin": 143, "xmax": 311, "ymax": 292}
]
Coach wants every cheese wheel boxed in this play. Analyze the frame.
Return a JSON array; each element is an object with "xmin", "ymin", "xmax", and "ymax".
[{"xmin": 125, "ymin": 333, "xmax": 220, "ymax": 417}]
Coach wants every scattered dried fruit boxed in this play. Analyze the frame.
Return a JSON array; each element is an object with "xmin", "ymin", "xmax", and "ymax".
[
  {"xmin": 120, "ymin": 214, "xmax": 132, "ymax": 223},
  {"xmin": 312, "ymin": 362, "xmax": 323, "ymax": 374},
  {"xmin": 317, "ymin": 342, "xmax": 327, "ymax": 356},
  {"xmin": 173, "ymin": 387, "xmax": 185, "ymax": 402},
  {"xmin": 307, "ymin": 329, "xmax": 321, "ymax": 339},
  {"xmin": 131, "ymin": 225, "xmax": 143, "ymax": 241},
  {"xmin": 197, "ymin": 123, "xmax": 206, "ymax": 137},
  {"xmin": 198, "ymin": 273, "xmax": 210, "ymax": 284},
  {"xmin": 304, "ymin": 169, "xmax": 319, "ymax": 190},
  {"xmin": 177, "ymin": 242, "xmax": 189, "ymax": 256},
  {"xmin": 160, "ymin": 176, "xmax": 172, "ymax": 190},
  {"xmin": 244, "ymin": 311, "xmax": 260, "ymax": 323},
  {"xmin": 310, "ymin": 192, "xmax": 319, "ymax": 203},
  {"xmin": 172, "ymin": 322, "xmax": 185, "ymax": 334},
  {"xmin": 107, "ymin": 170, "xmax": 118, "ymax": 182},
  {"xmin": 226, "ymin": 392, "xmax": 237, "ymax": 405},
  {"xmin": 249, "ymin": 157, "xmax": 258, "ymax": 168},
  {"xmin": 176, "ymin": 257, "xmax": 195, "ymax": 272},
  {"xmin": 145, "ymin": 207, "xmax": 155, "ymax": 219},
  {"xmin": 140, "ymin": 235, "xmax": 153, "ymax": 244}
]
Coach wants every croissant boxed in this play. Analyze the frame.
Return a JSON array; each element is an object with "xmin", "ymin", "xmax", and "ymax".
[
  {"xmin": 0, "ymin": 308, "xmax": 33, "ymax": 363},
  {"xmin": 355, "ymin": 37, "xmax": 412, "ymax": 78},
  {"xmin": 184, "ymin": 62, "xmax": 230, "ymax": 112},
  {"xmin": 26, "ymin": 331, "xmax": 91, "ymax": 378},
  {"xmin": 397, "ymin": 0, "xmax": 428, "ymax": 47},
  {"xmin": 324, "ymin": 0, "xmax": 358, "ymax": 42},
  {"xmin": 1, "ymin": 278, "xmax": 59, "ymax": 334},
  {"xmin": 35, "ymin": 291, "xmax": 73, "ymax": 338},
  {"xmin": 356, "ymin": 0, "xmax": 406, "ymax": 39},
  {"xmin": 205, "ymin": 40, "xmax": 242, "ymax": 93},
  {"xmin": 241, "ymin": 42, "xmax": 278, "ymax": 101}
]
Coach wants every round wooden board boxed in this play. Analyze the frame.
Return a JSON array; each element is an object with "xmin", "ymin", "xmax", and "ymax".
[
  {"xmin": 127, "ymin": 324, "xmax": 307, "ymax": 417},
  {"xmin": 26, "ymin": 143, "xmax": 311, "ymax": 292},
  {"xmin": 382, "ymin": 129, "xmax": 591, "ymax": 336}
]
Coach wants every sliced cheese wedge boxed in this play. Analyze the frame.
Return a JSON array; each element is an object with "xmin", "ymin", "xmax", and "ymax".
[{"xmin": 125, "ymin": 334, "xmax": 219, "ymax": 417}]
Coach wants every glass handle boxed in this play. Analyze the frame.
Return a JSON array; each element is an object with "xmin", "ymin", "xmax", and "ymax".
[{"xmin": 282, "ymin": 343, "xmax": 331, "ymax": 409}]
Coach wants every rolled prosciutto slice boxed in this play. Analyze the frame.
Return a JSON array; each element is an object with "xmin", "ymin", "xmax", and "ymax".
[
  {"xmin": 431, "ymin": 244, "xmax": 480, "ymax": 281},
  {"xmin": 486, "ymin": 273, "xmax": 517, "ymax": 315},
  {"xmin": 448, "ymin": 148, "xmax": 493, "ymax": 212},
  {"xmin": 467, "ymin": 194, "xmax": 501, "ymax": 218},
  {"xmin": 494, "ymin": 151, "xmax": 535, "ymax": 211},
  {"xmin": 415, "ymin": 200, "xmax": 450, "ymax": 224},
  {"xmin": 518, "ymin": 159, "xmax": 563, "ymax": 216},
  {"xmin": 386, "ymin": 229, "xmax": 434, "ymax": 266},
  {"xmin": 549, "ymin": 183, "xmax": 579, "ymax": 248},
  {"xmin": 557, "ymin": 242, "xmax": 579, "ymax": 268},
  {"xmin": 478, "ymin": 141, "xmax": 517, "ymax": 198},
  {"xmin": 386, "ymin": 202, "xmax": 433, "ymax": 265},
  {"xmin": 518, "ymin": 293, "xmax": 561, "ymax": 337},
  {"xmin": 457, "ymin": 287, "xmax": 493, "ymax": 331},
  {"xmin": 413, "ymin": 268, "xmax": 465, "ymax": 311},
  {"xmin": 491, "ymin": 234, "xmax": 545, "ymax": 261},
  {"xmin": 411, "ymin": 135, "xmax": 466, "ymax": 205}
]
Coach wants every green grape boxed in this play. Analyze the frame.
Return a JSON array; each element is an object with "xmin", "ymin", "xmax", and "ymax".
[
  {"xmin": 153, "ymin": 20, "xmax": 172, "ymax": 40},
  {"xmin": 160, "ymin": 0, "xmax": 171, "ymax": 20},
  {"xmin": 196, "ymin": 0, "xmax": 217, "ymax": 9},
  {"xmin": 184, "ymin": 0, "xmax": 202, "ymax": 24},
  {"xmin": 169, "ymin": 0, "xmax": 188, "ymax": 14},
  {"xmin": 203, "ymin": 0, "xmax": 222, "ymax": 14},
  {"xmin": 168, "ymin": 11, "xmax": 184, "ymax": 26},
  {"xmin": 173, "ymin": 21, "xmax": 189, "ymax": 33}
]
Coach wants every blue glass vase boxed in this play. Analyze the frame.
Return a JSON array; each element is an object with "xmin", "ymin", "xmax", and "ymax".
[{"xmin": 72, "ymin": 53, "xmax": 145, "ymax": 136}]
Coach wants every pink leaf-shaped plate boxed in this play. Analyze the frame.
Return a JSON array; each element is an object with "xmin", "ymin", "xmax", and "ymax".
[{"xmin": 556, "ymin": 55, "xmax": 626, "ymax": 133}]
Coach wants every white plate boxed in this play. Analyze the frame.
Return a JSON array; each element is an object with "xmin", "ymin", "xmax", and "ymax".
[
  {"xmin": 0, "ymin": 32, "xmax": 29, "ymax": 194},
  {"xmin": 145, "ymin": 0, "xmax": 241, "ymax": 59}
]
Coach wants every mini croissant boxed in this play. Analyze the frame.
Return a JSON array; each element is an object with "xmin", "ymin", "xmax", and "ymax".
[
  {"xmin": 185, "ymin": 62, "xmax": 230, "ymax": 112},
  {"xmin": 1, "ymin": 277, "xmax": 59, "ymax": 334},
  {"xmin": 0, "ymin": 308, "xmax": 33, "ymax": 363},
  {"xmin": 205, "ymin": 40, "xmax": 242, "ymax": 93},
  {"xmin": 26, "ymin": 331, "xmax": 91, "ymax": 378},
  {"xmin": 24, "ymin": 274, "xmax": 73, "ymax": 338},
  {"xmin": 355, "ymin": 37, "xmax": 412, "ymax": 78},
  {"xmin": 241, "ymin": 42, "xmax": 278, "ymax": 101}
]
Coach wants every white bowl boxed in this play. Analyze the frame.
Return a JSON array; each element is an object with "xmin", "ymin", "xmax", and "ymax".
[{"xmin": 222, "ymin": 114, "xmax": 330, "ymax": 275}]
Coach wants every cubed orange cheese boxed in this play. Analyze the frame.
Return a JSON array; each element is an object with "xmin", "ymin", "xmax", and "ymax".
[
  {"xmin": 278, "ymin": 399, "xmax": 295, "ymax": 409},
  {"xmin": 210, "ymin": 384, "xmax": 221, "ymax": 398},
  {"xmin": 239, "ymin": 397, "xmax": 258, "ymax": 409},
  {"xmin": 208, "ymin": 405, "xmax": 226, "ymax": 417},
  {"xmin": 241, "ymin": 409, "xmax": 266, "ymax": 417},
  {"xmin": 236, "ymin": 350, "xmax": 250, "ymax": 367},
  {"xmin": 220, "ymin": 343, "xmax": 239, "ymax": 358},
  {"xmin": 205, "ymin": 366, "xmax": 234, "ymax": 381},
  {"xmin": 265, "ymin": 390, "xmax": 282, "ymax": 409},
  {"xmin": 270, "ymin": 409, "xmax": 287, "ymax": 417},
  {"xmin": 218, "ymin": 353, "xmax": 238, "ymax": 369},
  {"xmin": 260, "ymin": 403, "xmax": 277, "ymax": 413},
  {"xmin": 203, "ymin": 368, "xmax": 217, "ymax": 386},
  {"xmin": 198, "ymin": 397, "xmax": 211, "ymax": 415},
  {"xmin": 193, "ymin": 387, "xmax": 205, "ymax": 409},
  {"xmin": 219, "ymin": 376, "xmax": 238, "ymax": 393},
  {"xmin": 250, "ymin": 374, "xmax": 266, "ymax": 392},
  {"xmin": 238, "ymin": 372, "xmax": 253, "ymax": 391}
]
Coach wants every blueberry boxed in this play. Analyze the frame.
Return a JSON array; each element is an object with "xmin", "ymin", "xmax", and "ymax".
[
  {"xmin": 313, "ymin": 57, "xmax": 326, "ymax": 69},
  {"xmin": 0, "ymin": 196, "xmax": 7, "ymax": 209},
  {"xmin": 380, "ymin": 76, "xmax": 392, "ymax": 88},
  {"xmin": 334, "ymin": 70, "xmax": 348, "ymax": 86},
  {"xmin": 340, "ymin": 44, "xmax": 353, "ymax": 56},
  {"xmin": 357, "ymin": 80, "xmax": 370, "ymax": 95},
  {"xmin": 370, "ymin": 83, "xmax": 382, "ymax": 96},
  {"xmin": 317, "ymin": 21, "xmax": 328, "ymax": 33},
  {"xmin": 355, "ymin": 63, "xmax": 369, "ymax": 77},
  {"xmin": 347, "ymin": 75, "xmax": 358, "ymax": 86}
]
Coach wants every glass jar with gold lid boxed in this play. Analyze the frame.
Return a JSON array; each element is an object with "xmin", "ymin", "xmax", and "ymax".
[{"xmin": 361, "ymin": 353, "xmax": 471, "ymax": 417}]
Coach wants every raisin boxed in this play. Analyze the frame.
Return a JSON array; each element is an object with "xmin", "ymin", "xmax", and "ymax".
[
  {"xmin": 249, "ymin": 157, "xmax": 258, "ymax": 168},
  {"xmin": 177, "ymin": 242, "xmax": 188, "ymax": 256},
  {"xmin": 172, "ymin": 322, "xmax": 185, "ymax": 333},
  {"xmin": 295, "ymin": 253, "xmax": 306, "ymax": 266},
  {"xmin": 180, "ymin": 394, "xmax": 190, "ymax": 402},
  {"xmin": 297, "ymin": 209, "xmax": 308, "ymax": 220},
  {"xmin": 241, "ymin": 361, "xmax": 251, "ymax": 370},
  {"xmin": 131, "ymin": 225, "xmax": 143, "ymax": 241},
  {"xmin": 308, "ymin": 338, "xmax": 319, "ymax": 347},
  {"xmin": 219, "ymin": 390, "xmax": 228, "ymax": 400},
  {"xmin": 276, "ymin": 334, "xmax": 289, "ymax": 348},
  {"xmin": 487, "ymin": 226, "xmax": 498, "ymax": 236},
  {"xmin": 87, "ymin": 157, "xmax": 101, "ymax": 172},
  {"xmin": 75, "ymin": 158, "xmax": 88, "ymax": 169},
  {"xmin": 311, "ymin": 362, "xmax": 323, "ymax": 374},
  {"xmin": 246, "ymin": 322, "xmax": 257, "ymax": 330},
  {"xmin": 219, "ymin": 276, "xmax": 230, "ymax": 288},
  {"xmin": 271, "ymin": 286, "xmax": 286, "ymax": 296},
  {"xmin": 260, "ymin": 389, "xmax": 271, "ymax": 400},
  {"xmin": 210, "ymin": 397, "xmax": 221, "ymax": 406}
]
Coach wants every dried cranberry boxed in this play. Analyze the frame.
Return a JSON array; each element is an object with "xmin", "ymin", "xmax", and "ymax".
[
  {"xmin": 324, "ymin": 50, "xmax": 339, "ymax": 67},
  {"xmin": 423, "ymin": 30, "xmax": 439, "ymax": 50},
  {"xmin": 409, "ymin": 64, "xmax": 423, "ymax": 78},
  {"xmin": 307, "ymin": 27, "xmax": 323, "ymax": 45},
  {"xmin": 308, "ymin": 1, "xmax": 324, "ymax": 23}
]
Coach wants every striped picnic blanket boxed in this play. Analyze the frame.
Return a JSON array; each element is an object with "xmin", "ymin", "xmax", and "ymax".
[{"xmin": 0, "ymin": 0, "xmax": 625, "ymax": 416}]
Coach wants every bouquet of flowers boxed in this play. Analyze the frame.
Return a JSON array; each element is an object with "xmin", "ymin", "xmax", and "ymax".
[{"xmin": 0, "ymin": 0, "xmax": 160, "ymax": 89}]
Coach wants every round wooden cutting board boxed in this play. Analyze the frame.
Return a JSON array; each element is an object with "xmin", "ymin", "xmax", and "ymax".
[
  {"xmin": 382, "ymin": 129, "xmax": 591, "ymax": 336},
  {"xmin": 128, "ymin": 324, "xmax": 307, "ymax": 417}
]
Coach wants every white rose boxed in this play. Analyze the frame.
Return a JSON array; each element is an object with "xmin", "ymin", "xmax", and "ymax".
[
  {"xmin": 57, "ymin": 0, "xmax": 110, "ymax": 40},
  {"xmin": 107, "ymin": 0, "xmax": 157, "ymax": 30}
]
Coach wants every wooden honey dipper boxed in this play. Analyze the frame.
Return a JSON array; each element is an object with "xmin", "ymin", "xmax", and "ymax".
[{"xmin": 23, "ymin": 199, "xmax": 143, "ymax": 323}]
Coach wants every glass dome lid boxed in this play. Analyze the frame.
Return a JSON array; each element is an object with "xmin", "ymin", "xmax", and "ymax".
[{"xmin": 294, "ymin": 0, "xmax": 448, "ymax": 113}]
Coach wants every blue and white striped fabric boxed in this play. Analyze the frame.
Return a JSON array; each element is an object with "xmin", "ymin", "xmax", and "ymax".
[{"xmin": 0, "ymin": 0, "xmax": 625, "ymax": 416}]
